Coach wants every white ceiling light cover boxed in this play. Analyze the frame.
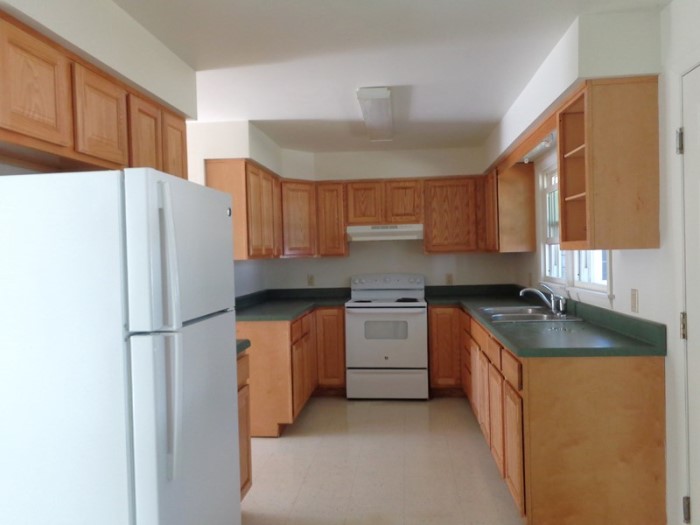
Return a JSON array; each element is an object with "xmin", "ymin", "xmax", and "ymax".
[{"xmin": 357, "ymin": 87, "xmax": 393, "ymax": 142}]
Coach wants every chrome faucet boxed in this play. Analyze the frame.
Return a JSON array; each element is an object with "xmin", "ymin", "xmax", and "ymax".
[{"xmin": 519, "ymin": 285, "xmax": 567, "ymax": 315}]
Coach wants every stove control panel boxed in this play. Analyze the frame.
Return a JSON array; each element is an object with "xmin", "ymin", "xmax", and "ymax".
[{"xmin": 350, "ymin": 273, "xmax": 425, "ymax": 290}]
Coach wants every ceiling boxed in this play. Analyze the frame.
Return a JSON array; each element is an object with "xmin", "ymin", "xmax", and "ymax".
[{"xmin": 112, "ymin": 0, "xmax": 668, "ymax": 153}]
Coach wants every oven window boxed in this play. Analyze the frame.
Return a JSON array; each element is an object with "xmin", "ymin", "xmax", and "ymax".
[{"xmin": 364, "ymin": 320, "xmax": 408, "ymax": 340}]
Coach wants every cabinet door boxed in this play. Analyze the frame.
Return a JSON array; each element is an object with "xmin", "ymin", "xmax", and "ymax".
[
  {"xmin": 238, "ymin": 384, "xmax": 252, "ymax": 499},
  {"xmin": 476, "ymin": 172, "xmax": 499, "ymax": 251},
  {"xmin": 477, "ymin": 350, "xmax": 491, "ymax": 442},
  {"xmin": 317, "ymin": 182, "xmax": 348, "ymax": 256},
  {"xmin": 246, "ymin": 166, "xmax": 276, "ymax": 258},
  {"xmin": 488, "ymin": 363, "xmax": 505, "ymax": 477},
  {"xmin": 0, "ymin": 19, "xmax": 72, "ymax": 147},
  {"xmin": 347, "ymin": 181, "xmax": 384, "ymax": 224},
  {"xmin": 162, "ymin": 111, "xmax": 188, "ymax": 179},
  {"xmin": 272, "ymin": 176, "xmax": 283, "ymax": 257},
  {"xmin": 428, "ymin": 306, "xmax": 461, "ymax": 388},
  {"xmin": 470, "ymin": 338, "xmax": 480, "ymax": 415},
  {"xmin": 291, "ymin": 341, "xmax": 305, "ymax": 419},
  {"xmin": 127, "ymin": 94, "xmax": 162, "ymax": 170},
  {"xmin": 73, "ymin": 63, "xmax": 128, "ymax": 165},
  {"xmin": 385, "ymin": 179, "xmax": 423, "ymax": 224},
  {"xmin": 424, "ymin": 177, "xmax": 478, "ymax": 252},
  {"xmin": 316, "ymin": 307, "xmax": 346, "ymax": 387},
  {"xmin": 504, "ymin": 381, "xmax": 525, "ymax": 515},
  {"xmin": 498, "ymin": 164, "xmax": 535, "ymax": 252},
  {"xmin": 282, "ymin": 180, "xmax": 317, "ymax": 257}
]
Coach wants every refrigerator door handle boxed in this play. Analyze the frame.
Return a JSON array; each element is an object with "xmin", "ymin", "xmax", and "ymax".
[
  {"xmin": 164, "ymin": 333, "xmax": 183, "ymax": 481},
  {"xmin": 159, "ymin": 181, "xmax": 182, "ymax": 330}
]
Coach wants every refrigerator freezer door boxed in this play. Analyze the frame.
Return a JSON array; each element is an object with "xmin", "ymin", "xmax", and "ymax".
[
  {"xmin": 124, "ymin": 168, "xmax": 235, "ymax": 332},
  {"xmin": 131, "ymin": 310, "xmax": 240, "ymax": 525}
]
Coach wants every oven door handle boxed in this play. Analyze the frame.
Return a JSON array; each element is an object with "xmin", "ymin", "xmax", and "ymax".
[{"xmin": 346, "ymin": 308, "xmax": 427, "ymax": 315}]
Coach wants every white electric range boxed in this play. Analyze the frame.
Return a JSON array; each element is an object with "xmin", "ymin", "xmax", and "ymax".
[{"xmin": 345, "ymin": 273, "xmax": 428, "ymax": 399}]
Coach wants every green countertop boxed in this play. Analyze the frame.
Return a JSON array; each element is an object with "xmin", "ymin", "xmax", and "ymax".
[
  {"xmin": 235, "ymin": 287, "xmax": 666, "ymax": 358},
  {"xmin": 455, "ymin": 297, "xmax": 666, "ymax": 358},
  {"xmin": 236, "ymin": 339, "xmax": 250, "ymax": 354}
]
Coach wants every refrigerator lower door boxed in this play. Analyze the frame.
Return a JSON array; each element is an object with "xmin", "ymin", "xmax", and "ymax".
[
  {"xmin": 124, "ymin": 168, "xmax": 235, "ymax": 332},
  {"xmin": 130, "ymin": 311, "xmax": 240, "ymax": 525}
]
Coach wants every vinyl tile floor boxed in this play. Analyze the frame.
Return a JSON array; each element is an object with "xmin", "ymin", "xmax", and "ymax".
[{"xmin": 241, "ymin": 397, "xmax": 524, "ymax": 525}]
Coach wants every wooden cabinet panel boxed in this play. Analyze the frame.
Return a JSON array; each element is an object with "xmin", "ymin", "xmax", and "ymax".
[
  {"xmin": 424, "ymin": 177, "xmax": 478, "ymax": 253},
  {"xmin": 501, "ymin": 349, "xmax": 522, "ymax": 391},
  {"xmin": 503, "ymin": 381, "xmax": 525, "ymax": 515},
  {"xmin": 489, "ymin": 364, "xmax": 505, "ymax": 477},
  {"xmin": 428, "ymin": 306, "xmax": 461, "ymax": 388},
  {"xmin": 558, "ymin": 77, "xmax": 659, "ymax": 249},
  {"xmin": 477, "ymin": 349, "xmax": 491, "ymax": 442},
  {"xmin": 238, "ymin": 383, "xmax": 252, "ymax": 499},
  {"xmin": 127, "ymin": 94, "xmax": 162, "ymax": 170},
  {"xmin": 282, "ymin": 180, "xmax": 317, "ymax": 257},
  {"xmin": 470, "ymin": 340, "xmax": 480, "ymax": 416},
  {"xmin": 347, "ymin": 181, "xmax": 384, "ymax": 224},
  {"xmin": 291, "ymin": 341, "xmax": 305, "ymax": 419},
  {"xmin": 162, "ymin": 111, "xmax": 188, "ymax": 179},
  {"xmin": 272, "ymin": 176, "xmax": 283, "ymax": 257},
  {"xmin": 498, "ymin": 163, "xmax": 535, "ymax": 252},
  {"xmin": 247, "ymin": 165, "xmax": 277, "ymax": 258},
  {"xmin": 0, "ymin": 19, "xmax": 72, "ymax": 147},
  {"xmin": 72, "ymin": 63, "xmax": 128, "ymax": 165},
  {"xmin": 316, "ymin": 307, "xmax": 346, "ymax": 387},
  {"xmin": 476, "ymin": 171, "xmax": 499, "ymax": 251},
  {"xmin": 385, "ymin": 179, "xmax": 423, "ymax": 223},
  {"xmin": 317, "ymin": 182, "xmax": 348, "ymax": 256}
]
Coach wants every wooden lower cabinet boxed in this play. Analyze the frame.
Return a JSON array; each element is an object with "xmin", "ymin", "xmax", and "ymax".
[
  {"xmin": 428, "ymin": 306, "xmax": 461, "ymax": 388},
  {"xmin": 236, "ymin": 311, "xmax": 316, "ymax": 437},
  {"xmin": 316, "ymin": 307, "xmax": 345, "ymax": 387},
  {"xmin": 503, "ymin": 380, "xmax": 524, "ymax": 515},
  {"xmin": 237, "ymin": 352, "xmax": 252, "ymax": 500},
  {"xmin": 466, "ymin": 313, "xmax": 666, "ymax": 525}
]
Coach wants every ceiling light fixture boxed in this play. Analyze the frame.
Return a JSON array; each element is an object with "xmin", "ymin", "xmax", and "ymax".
[
  {"xmin": 357, "ymin": 87, "xmax": 393, "ymax": 142},
  {"xmin": 523, "ymin": 131, "xmax": 557, "ymax": 164}
]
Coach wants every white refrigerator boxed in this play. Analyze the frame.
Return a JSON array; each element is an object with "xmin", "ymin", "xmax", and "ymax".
[{"xmin": 0, "ymin": 168, "xmax": 241, "ymax": 525}]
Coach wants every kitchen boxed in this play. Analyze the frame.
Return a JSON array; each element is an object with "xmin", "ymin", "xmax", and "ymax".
[{"xmin": 0, "ymin": 0, "xmax": 697, "ymax": 524}]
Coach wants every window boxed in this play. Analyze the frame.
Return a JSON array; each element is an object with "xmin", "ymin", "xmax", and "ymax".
[{"xmin": 541, "ymin": 166, "xmax": 610, "ymax": 295}]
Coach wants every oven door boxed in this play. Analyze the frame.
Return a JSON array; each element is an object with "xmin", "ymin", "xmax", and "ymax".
[{"xmin": 345, "ymin": 307, "xmax": 428, "ymax": 368}]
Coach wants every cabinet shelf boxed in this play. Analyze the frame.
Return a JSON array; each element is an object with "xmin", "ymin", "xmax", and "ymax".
[
  {"xmin": 563, "ymin": 143, "xmax": 586, "ymax": 158},
  {"xmin": 564, "ymin": 192, "xmax": 587, "ymax": 202}
]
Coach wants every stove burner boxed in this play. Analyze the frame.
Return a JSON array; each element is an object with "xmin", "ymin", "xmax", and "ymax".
[{"xmin": 396, "ymin": 298, "xmax": 419, "ymax": 303}]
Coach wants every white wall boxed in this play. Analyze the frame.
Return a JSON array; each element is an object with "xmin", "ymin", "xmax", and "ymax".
[
  {"xmin": 0, "ymin": 0, "xmax": 197, "ymax": 116},
  {"xmin": 186, "ymin": 121, "xmax": 250, "ymax": 185},
  {"xmin": 262, "ymin": 242, "xmax": 521, "ymax": 289}
]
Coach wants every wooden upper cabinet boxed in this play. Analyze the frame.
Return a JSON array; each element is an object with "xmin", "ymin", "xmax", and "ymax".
[
  {"xmin": 205, "ymin": 159, "xmax": 281, "ymax": 260},
  {"xmin": 0, "ymin": 19, "xmax": 73, "ymax": 147},
  {"xmin": 476, "ymin": 171, "xmax": 499, "ymax": 252},
  {"xmin": 347, "ymin": 179, "xmax": 422, "ymax": 225},
  {"xmin": 127, "ymin": 94, "xmax": 162, "ymax": 170},
  {"xmin": 385, "ymin": 179, "xmax": 423, "ymax": 223},
  {"xmin": 347, "ymin": 181, "xmax": 384, "ymax": 224},
  {"xmin": 73, "ymin": 63, "xmax": 128, "ymax": 165},
  {"xmin": 498, "ymin": 163, "xmax": 535, "ymax": 252},
  {"xmin": 558, "ymin": 76, "xmax": 659, "ymax": 250},
  {"xmin": 424, "ymin": 177, "xmax": 478, "ymax": 253},
  {"xmin": 282, "ymin": 180, "xmax": 317, "ymax": 257},
  {"xmin": 162, "ymin": 111, "xmax": 188, "ymax": 179},
  {"xmin": 317, "ymin": 182, "xmax": 348, "ymax": 257}
]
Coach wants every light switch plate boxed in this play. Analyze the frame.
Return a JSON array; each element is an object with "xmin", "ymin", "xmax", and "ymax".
[{"xmin": 631, "ymin": 289, "xmax": 639, "ymax": 313}]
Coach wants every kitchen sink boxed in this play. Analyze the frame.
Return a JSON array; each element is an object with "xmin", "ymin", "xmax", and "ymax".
[
  {"xmin": 489, "ymin": 313, "xmax": 580, "ymax": 323},
  {"xmin": 479, "ymin": 306, "xmax": 546, "ymax": 315},
  {"xmin": 478, "ymin": 306, "xmax": 581, "ymax": 323}
]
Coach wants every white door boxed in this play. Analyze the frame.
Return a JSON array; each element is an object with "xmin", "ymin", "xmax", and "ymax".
[
  {"xmin": 124, "ymin": 168, "xmax": 235, "ymax": 332},
  {"xmin": 130, "ymin": 310, "xmax": 240, "ymax": 525},
  {"xmin": 684, "ymin": 64, "xmax": 700, "ymax": 523}
]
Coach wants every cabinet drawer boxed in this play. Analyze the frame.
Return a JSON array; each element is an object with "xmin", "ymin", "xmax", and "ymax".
[
  {"xmin": 301, "ymin": 312, "xmax": 312, "ymax": 335},
  {"xmin": 501, "ymin": 349, "xmax": 522, "ymax": 391},
  {"xmin": 470, "ymin": 320, "xmax": 490, "ymax": 351},
  {"xmin": 484, "ymin": 337, "xmax": 502, "ymax": 368},
  {"xmin": 237, "ymin": 352, "xmax": 250, "ymax": 389}
]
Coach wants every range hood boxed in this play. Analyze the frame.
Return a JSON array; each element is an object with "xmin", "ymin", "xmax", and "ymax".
[{"xmin": 346, "ymin": 224, "xmax": 424, "ymax": 241}]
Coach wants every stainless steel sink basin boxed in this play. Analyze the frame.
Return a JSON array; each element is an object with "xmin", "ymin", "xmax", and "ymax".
[
  {"xmin": 489, "ymin": 313, "xmax": 582, "ymax": 323},
  {"xmin": 479, "ymin": 306, "xmax": 546, "ymax": 315},
  {"xmin": 477, "ymin": 305, "xmax": 581, "ymax": 323}
]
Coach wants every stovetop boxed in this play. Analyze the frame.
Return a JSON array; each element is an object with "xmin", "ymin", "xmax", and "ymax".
[{"xmin": 347, "ymin": 273, "xmax": 427, "ymax": 307}]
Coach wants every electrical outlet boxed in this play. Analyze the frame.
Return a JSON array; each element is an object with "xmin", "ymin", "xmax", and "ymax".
[
  {"xmin": 631, "ymin": 289, "xmax": 639, "ymax": 313},
  {"xmin": 446, "ymin": 273, "xmax": 454, "ymax": 285},
  {"xmin": 307, "ymin": 274, "xmax": 315, "ymax": 287}
]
